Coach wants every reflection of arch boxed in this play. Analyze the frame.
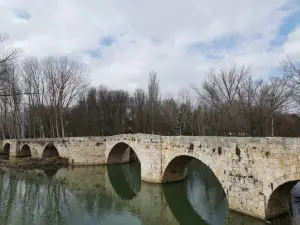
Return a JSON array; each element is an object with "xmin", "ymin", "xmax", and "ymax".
[
  {"xmin": 107, "ymin": 144, "xmax": 141, "ymax": 200},
  {"xmin": 42, "ymin": 144, "xmax": 59, "ymax": 158},
  {"xmin": 43, "ymin": 168, "xmax": 58, "ymax": 178},
  {"xmin": 266, "ymin": 180, "xmax": 299, "ymax": 219},
  {"xmin": 107, "ymin": 142, "xmax": 138, "ymax": 164},
  {"xmin": 162, "ymin": 158, "xmax": 228, "ymax": 225},
  {"xmin": 2, "ymin": 143, "xmax": 10, "ymax": 155},
  {"xmin": 18, "ymin": 144, "xmax": 32, "ymax": 157},
  {"xmin": 107, "ymin": 160, "xmax": 141, "ymax": 200},
  {"xmin": 163, "ymin": 182, "xmax": 207, "ymax": 225}
]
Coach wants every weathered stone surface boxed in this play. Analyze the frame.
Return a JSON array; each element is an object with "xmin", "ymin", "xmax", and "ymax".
[{"xmin": 3, "ymin": 134, "xmax": 300, "ymax": 220}]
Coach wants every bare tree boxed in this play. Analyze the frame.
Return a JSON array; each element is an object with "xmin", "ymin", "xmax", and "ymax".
[
  {"xmin": 147, "ymin": 71, "xmax": 160, "ymax": 134},
  {"xmin": 281, "ymin": 57, "xmax": 300, "ymax": 108},
  {"xmin": 22, "ymin": 57, "xmax": 44, "ymax": 138},
  {"xmin": 43, "ymin": 56, "xmax": 88, "ymax": 137},
  {"xmin": 161, "ymin": 97, "xmax": 178, "ymax": 135},
  {"xmin": 193, "ymin": 65, "xmax": 251, "ymax": 135},
  {"xmin": 133, "ymin": 88, "xmax": 146, "ymax": 133},
  {"xmin": 0, "ymin": 33, "xmax": 298, "ymax": 139},
  {"xmin": 177, "ymin": 88, "xmax": 194, "ymax": 135},
  {"xmin": 0, "ymin": 33, "xmax": 19, "ymax": 80},
  {"xmin": 238, "ymin": 76, "xmax": 293, "ymax": 136}
]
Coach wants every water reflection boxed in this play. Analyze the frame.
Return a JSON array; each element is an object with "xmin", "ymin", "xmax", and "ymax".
[
  {"xmin": 292, "ymin": 182, "xmax": 300, "ymax": 225},
  {"xmin": 107, "ymin": 160, "xmax": 141, "ymax": 200},
  {"xmin": 187, "ymin": 160, "xmax": 228, "ymax": 224},
  {"xmin": 0, "ymin": 154, "xmax": 9, "ymax": 160},
  {"xmin": 0, "ymin": 170, "xmax": 78, "ymax": 225},
  {"xmin": 0, "ymin": 160, "xmax": 293, "ymax": 225},
  {"xmin": 163, "ymin": 181, "xmax": 207, "ymax": 225},
  {"xmin": 43, "ymin": 168, "xmax": 59, "ymax": 178},
  {"xmin": 0, "ymin": 168, "xmax": 141, "ymax": 225},
  {"xmin": 163, "ymin": 159, "xmax": 228, "ymax": 225}
]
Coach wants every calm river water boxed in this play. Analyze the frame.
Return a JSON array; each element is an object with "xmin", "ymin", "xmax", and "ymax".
[{"xmin": 0, "ymin": 159, "xmax": 293, "ymax": 225}]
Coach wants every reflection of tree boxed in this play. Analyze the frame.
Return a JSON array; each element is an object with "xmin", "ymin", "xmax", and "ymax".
[
  {"xmin": 0, "ymin": 167, "xmax": 144, "ymax": 225},
  {"xmin": 186, "ymin": 160, "xmax": 228, "ymax": 225},
  {"xmin": 0, "ymin": 171, "xmax": 93, "ymax": 225},
  {"xmin": 122, "ymin": 161, "xmax": 141, "ymax": 195},
  {"xmin": 4, "ymin": 176, "xmax": 17, "ymax": 224}
]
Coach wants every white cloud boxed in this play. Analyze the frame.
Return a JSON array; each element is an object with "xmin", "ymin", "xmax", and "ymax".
[
  {"xmin": 283, "ymin": 26, "xmax": 300, "ymax": 58},
  {"xmin": 0, "ymin": 0, "xmax": 299, "ymax": 96}
]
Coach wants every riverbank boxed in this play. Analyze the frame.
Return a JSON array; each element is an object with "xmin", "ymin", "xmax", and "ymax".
[{"xmin": 0, "ymin": 156, "xmax": 69, "ymax": 170}]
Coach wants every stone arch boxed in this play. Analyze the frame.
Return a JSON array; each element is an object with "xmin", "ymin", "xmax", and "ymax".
[
  {"xmin": 42, "ymin": 143, "xmax": 59, "ymax": 158},
  {"xmin": 19, "ymin": 144, "xmax": 32, "ymax": 157},
  {"xmin": 106, "ymin": 142, "xmax": 141, "ymax": 199},
  {"xmin": 162, "ymin": 155, "xmax": 228, "ymax": 223},
  {"xmin": 106, "ymin": 142, "xmax": 139, "ymax": 164},
  {"xmin": 266, "ymin": 179, "xmax": 299, "ymax": 219},
  {"xmin": 162, "ymin": 155, "xmax": 193, "ymax": 183},
  {"xmin": 161, "ymin": 155, "xmax": 226, "ymax": 191},
  {"xmin": 2, "ymin": 143, "xmax": 10, "ymax": 155}
]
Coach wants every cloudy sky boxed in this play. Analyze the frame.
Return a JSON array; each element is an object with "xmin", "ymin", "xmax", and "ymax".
[{"xmin": 0, "ymin": 0, "xmax": 300, "ymax": 96}]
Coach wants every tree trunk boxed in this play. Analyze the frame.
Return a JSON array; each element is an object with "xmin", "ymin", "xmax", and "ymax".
[
  {"xmin": 54, "ymin": 107, "xmax": 60, "ymax": 137},
  {"xmin": 60, "ymin": 108, "xmax": 65, "ymax": 138}
]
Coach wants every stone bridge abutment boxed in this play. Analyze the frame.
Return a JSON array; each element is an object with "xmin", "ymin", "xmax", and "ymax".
[{"xmin": 2, "ymin": 134, "xmax": 300, "ymax": 220}]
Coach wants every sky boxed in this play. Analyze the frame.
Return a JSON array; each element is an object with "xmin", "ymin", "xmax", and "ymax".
[{"xmin": 0, "ymin": 0, "xmax": 300, "ymax": 96}]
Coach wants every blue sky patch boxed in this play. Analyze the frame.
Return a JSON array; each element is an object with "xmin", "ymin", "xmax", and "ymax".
[
  {"xmin": 86, "ymin": 49, "xmax": 101, "ymax": 58},
  {"xmin": 206, "ymin": 53, "xmax": 223, "ymax": 60},
  {"xmin": 270, "ymin": 9, "xmax": 300, "ymax": 48},
  {"xmin": 101, "ymin": 36, "xmax": 115, "ymax": 46},
  {"xmin": 13, "ymin": 8, "xmax": 30, "ymax": 20},
  {"xmin": 210, "ymin": 35, "xmax": 238, "ymax": 50},
  {"xmin": 187, "ymin": 35, "xmax": 238, "ymax": 55}
]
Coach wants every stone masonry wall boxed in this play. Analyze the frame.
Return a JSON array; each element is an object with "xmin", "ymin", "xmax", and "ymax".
[
  {"xmin": 3, "ymin": 137, "xmax": 107, "ymax": 165},
  {"xmin": 159, "ymin": 136, "xmax": 300, "ymax": 219},
  {"xmin": 105, "ymin": 134, "xmax": 162, "ymax": 183}
]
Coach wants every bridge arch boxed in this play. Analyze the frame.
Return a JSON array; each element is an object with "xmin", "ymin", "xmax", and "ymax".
[
  {"xmin": 19, "ymin": 144, "xmax": 32, "ymax": 157},
  {"xmin": 162, "ymin": 155, "xmax": 228, "ymax": 223},
  {"xmin": 2, "ymin": 143, "xmax": 10, "ymax": 155},
  {"xmin": 266, "ymin": 175, "xmax": 300, "ymax": 219},
  {"xmin": 106, "ymin": 142, "xmax": 138, "ymax": 164},
  {"xmin": 161, "ymin": 154, "xmax": 227, "ymax": 194},
  {"xmin": 106, "ymin": 142, "xmax": 141, "ymax": 199},
  {"xmin": 42, "ymin": 143, "xmax": 59, "ymax": 158}
]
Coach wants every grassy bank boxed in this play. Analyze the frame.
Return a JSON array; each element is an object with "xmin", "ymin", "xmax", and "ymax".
[{"xmin": 0, "ymin": 156, "xmax": 69, "ymax": 170}]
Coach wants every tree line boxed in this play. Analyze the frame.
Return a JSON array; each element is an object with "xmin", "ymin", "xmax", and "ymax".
[{"xmin": 1, "ymin": 35, "xmax": 300, "ymax": 139}]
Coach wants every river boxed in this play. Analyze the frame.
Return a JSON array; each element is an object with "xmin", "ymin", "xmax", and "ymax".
[{"xmin": 0, "ymin": 159, "xmax": 294, "ymax": 225}]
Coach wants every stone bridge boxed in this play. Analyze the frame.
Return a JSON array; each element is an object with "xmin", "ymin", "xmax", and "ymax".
[{"xmin": 3, "ymin": 134, "xmax": 300, "ymax": 220}]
